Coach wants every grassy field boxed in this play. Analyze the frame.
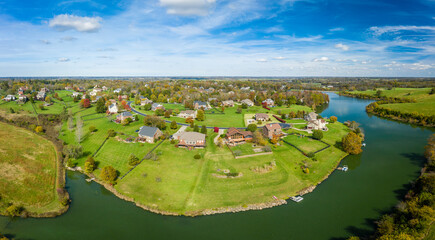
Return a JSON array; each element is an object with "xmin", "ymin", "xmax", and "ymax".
[
  {"xmin": 349, "ymin": 88, "xmax": 435, "ymax": 116},
  {"xmin": 283, "ymin": 134, "xmax": 328, "ymax": 153},
  {"xmin": 133, "ymin": 104, "xmax": 312, "ymax": 128},
  {"xmin": 0, "ymin": 122, "xmax": 63, "ymax": 214}
]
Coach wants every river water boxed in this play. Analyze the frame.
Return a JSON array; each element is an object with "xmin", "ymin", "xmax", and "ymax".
[{"xmin": 1, "ymin": 93, "xmax": 433, "ymax": 240}]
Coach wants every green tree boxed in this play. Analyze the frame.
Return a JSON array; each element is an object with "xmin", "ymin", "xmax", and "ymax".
[
  {"xmin": 170, "ymin": 120, "xmax": 177, "ymax": 129},
  {"xmin": 100, "ymin": 166, "xmax": 118, "ymax": 184},
  {"xmin": 312, "ymin": 130, "xmax": 323, "ymax": 140},
  {"xmin": 63, "ymin": 145, "xmax": 83, "ymax": 159},
  {"xmin": 128, "ymin": 154, "xmax": 140, "ymax": 166},
  {"xmin": 342, "ymin": 132, "xmax": 362, "ymax": 154},
  {"xmin": 95, "ymin": 97, "xmax": 106, "ymax": 113},
  {"xmin": 201, "ymin": 125, "xmax": 207, "ymax": 134},
  {"xmin": 193, "ymin": 125, "xmax": 199, "ymax": 132},
  {"xmin": 236, "ymin": 107, "xmax": 242, "ymax": 114},
  {"xmin": 376, "ymin": 90, "xmax": 383, "ymax": 98},
  {"xmin": 164, "ymin": 110, "xmax": 171, "ymax": 118},
  {"xmin": 196, "ymin": 109, "xmax": 205, "ymax": 121},
  {"xmin": 6, "ymin": 205, "xmax": 22, "ymax": 217},
  {"xmin": 247, "ymin": 123, "xmax": 257, "ymax": 132},
  {"xmin": 84, "ymin": 156, "xmax": 96, "ymax": 173}
]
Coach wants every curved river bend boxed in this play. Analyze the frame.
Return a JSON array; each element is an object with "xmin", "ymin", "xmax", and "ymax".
[{"xmin": 1, "ymin": 93, "xmax": 433, "ymax": 240}]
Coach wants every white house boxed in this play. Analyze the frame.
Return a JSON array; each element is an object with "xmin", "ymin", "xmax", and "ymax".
[
  {"xmin": 108, "ymin": 103, "xmax": 118, "ymax": 114},
  {"xmin": 178, "ymin": 110, "xmax": 197, "ymax": 119},
  {"xmin": 304, "ymin": 112, "xmax": 318, "ymax": 122},
  {"xmin": 241, "ymin": 99, "xmax": 254, "ymax": 107},
  {"xmin": 222, "ymin": 100, "xmax": 234, "ymax": 107},
  {"xmin": 307, "ymin": 119, "xmax": 328, "ymax": 131},
  {"xmin": 262, "ymin": 99, "xmax": 274, "ymax": 106},
  {"xmin": 72, "ymin": 92, "xmax": 80, "ymax": 98},
  {"xmin": 113, "ymin": 88, "xmax": 122, "ymax": 93},
  {"xmin": 4, "ymin": 95, "xmax": 16, "ymax": 101}
]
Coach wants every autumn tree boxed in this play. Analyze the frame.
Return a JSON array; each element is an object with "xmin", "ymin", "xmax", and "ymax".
[
  {"xmin": 80, "ymin": 98, "xmax": 90, "ymax": 108},
  {"xmin": 342, "ymin": 132, "xmax": 362, "ymax": 154},
  {"xmin": 100, "ymin": 166, "xmax": 118, "ymax": 184},
  {"xmin": 196, "ymin": 109, "xmax": 205, "ymax": 121},
  {"xmin": 84, "ymin": 156, "xmax": 96, "ymax": 173},
  {"xmin": 170, "ymin": 120, "xmax": 177, "ymax": 129},
  {"xmin": 253, "ymin": 131, "xmax": 267, "ymax": 146},
  {"xmin": 330, "ymin": 116, "xmax": 337, "ymax": 123}
]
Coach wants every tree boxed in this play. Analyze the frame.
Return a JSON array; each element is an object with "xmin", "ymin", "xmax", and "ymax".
[
  {"xmin": 144, "ymin": 103, "xmax": 152, "ymax": 111},
  {"xmin": 95, "ymin": 97, "xmax": 106, "ymax": 113},
  {"xmin": 170, "ymin": 120, "xmax": 177, "ymax": 129},
  {"xmin": 63, "ymin": 145, "xmax": 83, "ymax": 159},
  {"xmin": 164, "ymin": 110, "xmax": 171, "ymax": 118},
  {"xmin": 270, "ymin": 135, "xmax": 280, "ymax": 144},
  {"xmin": 128, "ymin": 154, "xmax": 140, "ymax": 166},
  {"xmin": 236, "ymin": 107, "xmax": 242, "ymax": 114},
  {"xmin": 201, "ymin": 125, "xmax": 207, "ymax": 134},
  {"xmin": 84, "ymin": 157, "xmax": 96, "ymax": 173},
  {"xmin": 376, "ymin": 90, "xmax": 383, "ymax": 98},
  {"xmin": 34, "ymin": 126, "xmax": 43, "ymax": 133},
  {"xmin": 107, "ymin": 129, "xmax": 116, "ymax": 137},
  {"xmin": 89, "ymin": 126, "xmax": 96, "ymax": 132},
  {"xmin": 430, "ymin": 87, "xmax": 435, "ymax": 95},
  {"xmin": 100, "ymin": 166, "xmax": 118, "ymax": 184},
  {"xmin": 76, "ymin": 115, "xmax": 83, "ymax": 143},
  {"xmin": 330, "ymin": 116, "xmax": 337, "ymax": 123},
  {"xmin": 342, "ymin": 132, "xmax": 362, "ymax": 154},
  {"xmin": 45, "ymin": 96, "xmax": 51, "ymax": 103},
  {"xmin": 217, "ymin": 137, "xmax": 224, "ymax": 148},
  {"xmin": 6, "ymin": 205, "xmax": 21, "ymax": 217},
  {"xmin": 80, "ymin": 98, "xmax": 91, "ymax": 108},
  {"xmin": 193, "ymin": 125, "xmax": 199, "ymax": 132},
  {"xmin": 247, "ymin": 123, "xmax": 257, "ymax": 132},
  {"xmin": 155, "ymin": 108, "xmax": 164, "ymax": 116},
  {"xmin": 196, "ymin": 109, "xmax": 205, "ymax": 121},
  {"xmin": 312, "ymin": 130, "xmax": 323, "ymax": 140},
  {"xmin": 253, "ymin": 131, "xmax": 267, "ymax": 146},
  {"xmin": 38, "ymin": 103, "xmax": 45, "ymax": 110},
  {"xmin": 241, "ymin": 103, "xmax": 248, "ymax": 109}
]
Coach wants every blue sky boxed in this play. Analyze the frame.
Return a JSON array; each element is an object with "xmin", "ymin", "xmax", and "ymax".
[{"xmin": 0, "ymin": 0, "xmax": 434, "ymax": 77}]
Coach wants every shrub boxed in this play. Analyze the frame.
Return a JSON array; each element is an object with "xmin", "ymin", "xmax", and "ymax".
[
  {"xmin": 246, "ymin": 123, "xmax": 257, "ymax": 132},
  {"xmin": 312, "ymin": 130, "xmax": 323, "ymax": 140},
  {"xmin": 303, "ymin": 168, "xmax": 310, "ymax": 174},
  {"xmin": 262, "ymin": 145, "xmax": 272, "ymax": 152},
  {"xmin": 34, "ymin": 126, "xmax": 44, "ymax": 133},
  {"xmin": 6, "ymin": 205, "xmax": 22, "ymax": 217},
  {"xmin": 128, "ymin": 154, "xmax": 140, "ymax": 166},
  {"xmin": 100, "ymin": 166, "xmax": 118, "ymax": 184},
  {"xmin": 89, "ymin": 126, "xmax": 96, "ymax": 132},
  {"xmin": 63, "ymin": 145, "xmax": 83, "ymax": 159},
  {"xmin": 107, "ymin": 129, "xmax": 116, "ymax": 137},
  {"xmin": 307, "ymin": 152, "xmax": 315, "ymax": 158},
  {"xmin": 194, "ymin": 153, "xmax": 201, "ymax": 159}
]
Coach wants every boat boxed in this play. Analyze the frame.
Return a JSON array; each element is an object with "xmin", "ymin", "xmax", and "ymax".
[
  {"xmin": 290, "ymin": 196, "xmax": 304, "ymax": 202},
  {"xmin": 362, "ymin": 143, "xmax": 366, "ymax": 147},
  {"xmin": 342, "ymin": 166, "xmax": 348, "ymax": 172},
  {"xmin": 85, "ymin": 177, "xmax": 95, "ymax": 182}
]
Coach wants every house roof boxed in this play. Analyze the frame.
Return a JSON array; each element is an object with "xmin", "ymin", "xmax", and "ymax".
[
  {"xmin": 242, "ymin": 99, "xmax": 253, "ymax": 103},
  {"xmin": 180, "ymin": 110, "xmax": 195, "ymax": 114},
  {"xmin": 255, "ymin": 113, "xmax": 269, "ymax": 119},
  {"xmin": 152, "ymin": 103, "xmax": 162, "ymax": 108},
  {"xmin": 226, "ymin": 127, "xmax": 252, "ymax": 137},
  {"xmin": 109, "ymin": 103, "xmax": 117, "ymax": 108},
  {"xmin": 307, "ymin": 112, "xmax": 318, "ymax": 119},
  {"xmin": 119, "ymin": 111, "xmax": 133, "ymax": 117},
  {"xmin": 264, "ymin": 123, "xmax": 281, "ymax": 131},
  {"xmin": 194, "ymin": 101, "xmax": 207, "ymax": 106},
  {"xmin": 179, "ymin": 132, "xmax": 205, "ymax": 142},
  {"xmin": 138, "ymin": 126, "xmax": 159, "ymax": 137}
]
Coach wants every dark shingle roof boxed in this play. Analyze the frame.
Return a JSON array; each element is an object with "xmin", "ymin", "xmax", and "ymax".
[
  {"xmin": 120, "ymin": 112, "xmax": 133, "ymax": 117},
  {"xmin": 138, "ymin": 126, "xmax": 158, "ymax": 137}
]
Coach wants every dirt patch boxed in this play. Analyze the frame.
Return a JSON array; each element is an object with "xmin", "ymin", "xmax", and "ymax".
[{"xmin": 0, "ymin": 162, "xmax": 26, "ymax": 182}]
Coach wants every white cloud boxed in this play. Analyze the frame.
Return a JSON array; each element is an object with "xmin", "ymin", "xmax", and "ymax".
[
  {"xmin": 256, "ymin": 58, "xmax": 268, "ymax": 62},
  {"xmin": 159, "ymin": 0, "xmax": 216, "ymax": 16},
  {"xmin": 329, "ymin": 27, "xmax": 344, "ymax": 32},
  {"xmin": 49, "ymin": 14, "xmax": 102, "ymax": 33},
  {"xmin": 369, "ymin": 25, "xmax": 435, "ymax": 36},
  {"xmin": 58, "ymin": 57, "xmax": 70, "ymax": 62},
  {"xmin": 313, "ymin": 56, "xmax": 329, "ymax": 62},
  {"xmin": 335, "ymin": 43, "xmax": 349, "ymax": 51},
  {"xmin": 273, "ymin": 56, "xmax": 286, "ymax": 60}
]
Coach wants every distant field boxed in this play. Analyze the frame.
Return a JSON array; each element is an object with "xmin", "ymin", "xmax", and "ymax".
[
  {"xmin": 0, "ymin": 122, "xmax": 63, "ymax": 214},
  {"xmin": 349, "ymin": 88, "xmax": 435, "ymax": 116}
]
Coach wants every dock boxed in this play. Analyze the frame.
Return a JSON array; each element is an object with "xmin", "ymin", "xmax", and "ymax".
[{"xmin": 290, "ymin": 196, "xmax": 304, "ymax": 202}]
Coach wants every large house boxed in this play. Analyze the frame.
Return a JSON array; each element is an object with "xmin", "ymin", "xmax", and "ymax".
[
  {"xmin": 4, "ymin": 95, "xmax": 16, "ymax": 101},
  {"xmin": 307, "ymin": 119, "xmax": 327, "ymax": 131},
  {"xmin": 305, "ymin": 112, "xmax": 318, "ymax": 122},
  {"xmin": 241, "ymin": 99, "xmax": 254, "ymax": 107},
  {"xmin": 140, "ymin": 96, "xmax": 153, "ymax": 106},
  {"xmin": 255, "ymin": 113, "xmax": 270, "ymax": 121},
  {"xmin": 262, "ymin": 99, "xmax": 274, "ymax": 107},
  {"xmin": 36, "ymin": 91, "xmax": 46, "ymax": 101},
  {"xmin": 72, "ymin": 92, "xmax": 80, "ymax": 98},
  {"xmin": 117, "ymin": 111, "xmax": 133, "ymax": 122},
  {"xmin": 151, "ymin": 103, "xmax": 165, "ymax": 111},
  {"xmin": 177, "ymin": 132, "xmax": 206, "ymax": 149},
  {"xmin": 138, "ymin": 126, "xmax": 163, "ymax": 143},
  {"xmin": 262, "ymin": 123, "xmax": 283, "ymax": 139},
  {"xmin": 178, "ymin": 110, "xmax": 197, "ymax": 119},
  {"xmin": 222, "ymin": 100, "xmax": 234, "ymax": 107},
  {"xmin": 226, "ymin": 127, "xmax": 253, "ymax": 144},
  {"xmin": 18, "ymin": 95, "xmax": 27, "ymax": 103},
  {"xmin": 113, "ymin": 88, "xmax": 122, "ymax": 93},
  {"xmin": 108, "ymin": 103, "xmax": 118, "ymax": 114},
  {"xmin": 194, "ymin": 101, "xmax": 209, "ymax": 110}
]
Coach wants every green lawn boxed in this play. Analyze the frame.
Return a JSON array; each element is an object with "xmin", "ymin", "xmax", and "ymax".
[
  {"xmin": 0, "ymin": 122, "xmax": 63, "ymax": 214},
  {"xmin": 348, "ymin": 88, "xmax": 435, "ymax": 116},
  {"xmin": 283, "ymin": 134, "xmax": 328, "ymax": 153},
  {"xmin": 231, "ymin": 143, "xmax": 257, "ymax": 155}
]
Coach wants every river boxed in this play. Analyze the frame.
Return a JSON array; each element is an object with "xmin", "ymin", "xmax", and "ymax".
[{"xmin": 1, "ymin": 93, "xmax": 433, "ymax": 240}]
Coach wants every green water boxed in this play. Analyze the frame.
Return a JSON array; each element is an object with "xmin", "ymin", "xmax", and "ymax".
[{"xmin": 1, "ymin": 93, "xmax": 433, "ymax": 240}]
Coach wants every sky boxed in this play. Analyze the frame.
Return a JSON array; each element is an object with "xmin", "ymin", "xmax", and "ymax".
[{"xmin": 0, "ymin": 0, "xmax": 434, "ymax": 77}]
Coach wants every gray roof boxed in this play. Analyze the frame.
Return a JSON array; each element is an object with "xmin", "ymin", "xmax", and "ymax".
[
  {"xmin": 119, "ymin": 111, "xmax": 133, "ymax": 117},
  {"xmin": 152, "ymin": 103, "xmax": 162, "ymax": 107},
  {"xmin": 138, "ymin": 126, "xmax": 158, "ymax": 137},
  {"xmin": 179, "ymin": 132, "xmax": 205, "ymax": 142},
  {"xmin": 194, "ymin": 101, "xmax": 207, "ymax": 106}
]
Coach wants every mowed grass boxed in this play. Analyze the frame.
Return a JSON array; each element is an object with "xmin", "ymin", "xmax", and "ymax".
[
  {"xmin": 0, "ymin": 122, "xmax": 63, "ymax": 214},
  {"xmin": 283, "ymin": 134, "xmax": 328, "ymax": 153},
  {"xmin": 114, "ymin": 123, "xmax": 349, "ymax": 214},
  {"xmin": 350, "ymin": 88, "xmax": 435, "ymax": 116}
]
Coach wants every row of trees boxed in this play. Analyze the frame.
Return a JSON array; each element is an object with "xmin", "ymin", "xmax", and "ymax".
[{"xmin": 366, "ymin": 102, "xmax": 435, "ymax": 127}]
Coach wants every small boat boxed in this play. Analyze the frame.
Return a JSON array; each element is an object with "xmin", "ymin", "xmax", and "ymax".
[
  {"xmin": 85, "ymin": 177, "xmax": 95, "ymax": 182},
  {"xmin": 342, "ymin": 166, "xmax": 348, "ymax": 172},
  {"xmin": 362, "ymin": 143, "xmax": 366, "ymax": 147},
  {"xmin": 290, "ymin": 196, "xmax": 304, "ymax": 202}
]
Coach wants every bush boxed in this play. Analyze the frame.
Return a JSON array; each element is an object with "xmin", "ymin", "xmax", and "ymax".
[
  {"xmin": 262, "ymin": 145, "xmax": 272, "ymax": 152},
  {"xmin": 246, "ymin": 123, "xmax": 257, "ymax": 132},
  {"xmin": 89, "ymin": 126, "xmax": 96, "ymax": 132},
  {"xmin": 100, "ymin": 166, "xmax": 118, "ymax": 184},
  {"xmin": 63, "ymin": 145, "xmax": 83, "ymax": 159},
  {"xmin": 312, "ymin": 130, "xmax": 323, "ymax": 140},
  {"xmin": 128, "ymin": 154, "xmax": 140, "ymax": 166},
  {"xmin": 34, "ymin": 126, "xmax": 44, "ymax": 133},
  {"xmin": 330, "ymin": 116, "xmax": 337, "ymax": 123},
  {"xmin": 107, "ymin": 129, "xmax": 116, "ymax": 137},
  {"xmin": 194, "ymin": 153, "xmax": 201, "ymax": 159},
  {"xmin": 6, "ymin": 205, "xmax": 22, "ymax": 217},
  {"xmin": 307, "ymin": 152, "xmax": 315, "ymax": 158},
  {"xmin": 84, "ymin": 157, "xmax": 96, "ymax": 173}
]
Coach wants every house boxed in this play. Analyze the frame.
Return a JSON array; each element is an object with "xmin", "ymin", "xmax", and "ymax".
[
  {"xmin": 36, "ymin": 91, "xmax": 46, "ymax": 101},
  {"xmin": 178, "ymin": 110, "xmax": 197, "ymax": 119},
  {"xmin": 240, "ymin": 87, "xmax": 250, "ymax": 91},
  {"xmin": 140, "ymin": 97, "xmax": 153, "ymax": 106},
  {"xmin": 40, "ymin": 87, "xmax": 49, "ymax": 93},
  {"xmin": 307, "ymin": 119, "xmax": 327, "ymax": 131},
  {"xmin": 4, "ymin": 95, "xmax": 16, "ymax": 101},
  {"xmin": 18, "ymin": 95, "xmax": 27, "ymax": 103},
  {"xmin": 226, "ymin": 127, "xmax": 253, "ymax": 144},
  {"xmin": 222, "ymin": 100, "xmax": 234, "ymax": 107},
  {"xmin": 108, "ymin": 104, "xmax": 118, "ymax": 114},
  {"xmin": 92, "ymin": 96, "xmax": 102, "ymax": 103},
  {"xmin": 72, "ymin": 92, "xmax": 80, "ymax": 98},
  {"xmin": 262, "ymin": 123, "xmax": 283, "ymax": 139},
  {"xmin": 113, "ymin": 88, "xmax": 122, "ymax": 93},
  {"xmin": 241, "ymin": 99, "xmax": 254, "ymax": 107},
  {"xmin": 117, "ymin": 111, "xmax": 133, "ymax": 122},
  {"xmin": 138, "ymin": 126, "xmax": 163, "ymax": 143},
  {"xmin": 177, "ymin": 132, "xmax": 206, "ymax": 149},
  {"xmin": 102, "ymin": 86, "xmax": 108, "ymax": 91},
  {"xmin": 151, "ymin": 103, "xmax": 165, "ymax": 111},
  {"xmin": 77, "ymin": 87, "xmax": 86, "ymax": 92},
  {"xmin": 65, "ymin": 86, "xmax": 73, "ymax": 90},
  {"xmin": 194, "ymin": 101, "xmax": 209, "ymax": 110},
  {"xmin": 262, "ymin": 99, "xmax": 274, "ymax": 107},
  {"xmin": 304, "ymin": 112, "xmax": 318, "ymax": 122},
  {"xmin": 255, "ymin": 113, "xmax": 270, "ymax": 121}
]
